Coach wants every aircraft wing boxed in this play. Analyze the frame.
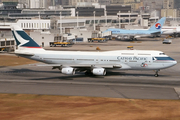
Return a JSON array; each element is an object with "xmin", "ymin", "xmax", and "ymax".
[
  {"xmin": 151, "ymin": 31, "xmax": 161, "ymax": 35},
  {"xmin": 35, "ymin": 64, "xmax": 122, "ymax": 69}
]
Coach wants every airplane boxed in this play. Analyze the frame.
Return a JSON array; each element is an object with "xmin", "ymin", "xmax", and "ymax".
[
  {"xmin": 11, "ymin": 25, "xmax": 177, "ymax": 77},
  {"xmin": 131, "ymin": 26, "xmax": 180, "ymax": 37},
  {"xmin": 161, "ymin": 26, "xmax": 180, "ymax": 37},
  {"xmin": 103, "ymin": 17, "xmax": 166, "ymax": 40}
]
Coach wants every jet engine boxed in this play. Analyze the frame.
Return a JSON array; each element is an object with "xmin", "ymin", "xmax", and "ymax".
[
  {"xmin": 61, "ymin": 67, "xmax": 75, "ymax": 75},
  {"xmin": 117, "ymin": 35, "xmax": 122, "ymax": 40},
  {"xmin": 117, "ymin": 35, "xmax": 130, "ymax": 40},
  {"xmin": 92, "ymin": 68, "xmax": 106, "ymax": 76}
]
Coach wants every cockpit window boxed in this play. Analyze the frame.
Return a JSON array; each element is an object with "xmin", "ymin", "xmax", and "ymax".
[
  {"xmin": 155, "ymin": 57, "xmax": 174, "ymax": 61},
  {"xmin": 159, "ymin": 53, "xmax": 165, "ymax": 55}
]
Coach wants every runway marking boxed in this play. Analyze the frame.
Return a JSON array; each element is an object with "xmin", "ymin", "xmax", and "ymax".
[
  {"xmin": 0, "ymin": 79, "xmax": 178, "ymax": 89},
  {"xmin": 106, "ymin": 85, "xmax": 128, "ymax": 99},
  {"xmin": 174, "ymin": 88, "xmax": 180, "ymax": 99}
]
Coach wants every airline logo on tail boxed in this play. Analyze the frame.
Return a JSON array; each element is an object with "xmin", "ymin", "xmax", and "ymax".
[
  {"xmin": 11, "ymin": 25, "xmax": 41, "ymax": 48},
  {"xmin": 12, "ymin": 30, "xmax": 29, "ymax": 47},
  {"xmin": 155, "ymin": 23, "xmax": 161, "ymax": 29}
]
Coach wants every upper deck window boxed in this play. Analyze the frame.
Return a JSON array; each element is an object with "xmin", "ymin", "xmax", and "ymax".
[{"xmin": 159, "ymin": 53, "xmax": 165, "ymax": 55}]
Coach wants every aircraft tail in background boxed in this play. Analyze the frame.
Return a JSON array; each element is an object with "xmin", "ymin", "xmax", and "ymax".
[{"xmin": 148, "ymin": 17, "xmax": 166, "ymax": 31}]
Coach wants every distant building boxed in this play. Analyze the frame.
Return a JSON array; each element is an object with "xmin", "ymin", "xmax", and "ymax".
[
  {"xmin": 163, "ymin": 0, "xmax": 180, "ymax": 9},
  {"xmin": 143, "ymin": 0, "xmax": 163, "ymax": 11},
  {"xmin": 98, "ymin": 0, "xmax": 110, "ymax": 5},
  {"xmin": 29, "ymin": 0, "xmax": 46, "ymax": 8},
  {"xmin": 162, "ymin": 0, "xmax": 180, "ymax": 18},
  {"xmin": 30, "ymin": 30, "xmax": 55, "ymax": 47},
  {"xmin": 17, "ymin": 19, "xmax": 51, "ymax": 30},
  {"xmin": 163, "ymin": 0, "xmax": 174, "ymax": 9},
  {"xmin": 106, "ymin": 5, "xmax": 131, "ymax": 15},
  {"xmin": 161, "ymin": 9, "xmax": 178, "ymax": 17},
  {"xmin": 174, "ymin": 0, "xmax": 180, "ymax": 9},
  {"xmin": 131, "ymin": 1, "xmax": 143, "ymax": 12},
  {"xmin": 111, "ymin": 0, "xmax": 135, "ymax": 4},
  {"xmin": 0, "ymin": 0, "xmax": 22, "ymax": 19},
  {"xmin": 76, "ymin": 6, "xmax": 104, "ymax": 16},
  {"xmin": 46, "ymin": 0, "xmax": 52, "ymax": 6},
  {"xmin": 69, "ymin": 0, "xmax": 108, "ymax": 6},
  {"xmin": 8, "ymin": 9, "xmax": 75, "ymax": 19},
  {"xmin": 57, "ymin": 0, "xmax": 69, "ymax": 6},
  {"xmin": 18, "ymin": 0, "xmax": 30, "ymax": 8}
]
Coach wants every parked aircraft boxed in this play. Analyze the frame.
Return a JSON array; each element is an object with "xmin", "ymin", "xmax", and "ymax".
[
  {"xmin": 103, "ymin": 17, "xmax": 166, "ymax": 40},
  {"xmin": 11, "ymin": 25, "xmax": 176, "ymax": 77},
  {"xmin": 162, "ymin": 26, "xmax": 180, "ymax": 36},
  {"xmin": 132, "ymin": 26, "xmax": 180, "ymax": 37}
]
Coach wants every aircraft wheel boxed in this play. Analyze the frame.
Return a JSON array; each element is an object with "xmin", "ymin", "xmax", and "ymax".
[
  {"xmin": 154, "ymin": 74, "xmax": 159, "ymax": 77},
  {"xmin": 154, "ymin": 70, "xmax": 159, "ymax": 77}
]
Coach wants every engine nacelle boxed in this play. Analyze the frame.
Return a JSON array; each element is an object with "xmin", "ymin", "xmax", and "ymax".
[
  {"xmin": 117, "ymin": 35, "xmax": 130, "ymax": 40},
  {"xmin": 123, "ymin": 36, "xmax": 129, "ymax": 39},
  {"xmin": 61, "ymin": 67, "xmax": 75, "ymax": 75},
  {"xmin": 117, "ymin": 35, "xmax": 122, "ymax": 40},
  {"xmin": 92, "ymin": 68, "xmax": 106, "ymax": 76}
]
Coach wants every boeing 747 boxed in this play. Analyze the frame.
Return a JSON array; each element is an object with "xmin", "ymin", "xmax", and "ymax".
[
  {"xmin": 11, "ymin": 25, "xmax": 176, "ymax": 77},
  {"xmin": 103, "ymin": 17, "xmax": 166, "ymax": 40}
]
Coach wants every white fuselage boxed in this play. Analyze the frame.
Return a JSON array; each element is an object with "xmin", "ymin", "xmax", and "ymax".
[
  {"xmin": 16, "ymin": 49, "xmax": 177, "ymax": 70},
  {"xmin": 161, "ymin": 26, "xmax": 180, "ymax": 35},
  {"xmin": 133, "ymin": 26, "xmax": 180, "ymax": 35}
]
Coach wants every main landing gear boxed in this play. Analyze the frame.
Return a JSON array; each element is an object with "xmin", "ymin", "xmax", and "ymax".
[
  {"xmin": 154, "ymin": 70, "xmax": 160, "ymax": 77},
  {"xmin": 85, "ymin": 70, "xmax": 93, "ymax": 76},
  {"xmin": 133, "ymin": 38, "xmax": 137, "ymax": 41},
  {"xmin": 130, "ymin": 38, "xmax": 137, "ymax": 41}
]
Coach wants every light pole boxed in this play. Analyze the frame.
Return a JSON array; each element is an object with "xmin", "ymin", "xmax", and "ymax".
[
  {"xmin": 38, "ymin": 12, "xmax": 40, "ymax": 30},
  {"xmin": 128, "ymin": 11, "xmax": 130, "ymax": 25},
  {"xmin": 175, "ymin": 9, "xmax": 177, "ymax": 21},
  {"xmin": 155, "ymin": 10, "xmax": 156, "ymax": 22},
  {"xmin": 93, "ymin": 11, "xmax": 96, "ymax": 31},
  {"xmin": 105, "ymin": 10, "xmax": 107, "ymax": 26},
  {"xmin": 119, "ymin": 11, "xmax": 121, "ymax": 28},
  {"xmin": 173, "ymin": 10, "xmax": 174, "ymax": 21},
  {"xmin": 76, "ymin": 11, "xmax": 79, "ymax": 28},
  {"xmin": 164, "ymin": 10, "xmax": 166, "ymax": 17},
  {"xmin": 59, "ymin": 12, "xmax": 62, "ymax": 34},
  {"xmin": 174, "ymin": 9, "xmax": 177, "ymax": 21}
]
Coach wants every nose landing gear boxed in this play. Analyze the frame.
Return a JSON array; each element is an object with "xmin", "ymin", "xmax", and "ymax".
[{"xmin": 154, "ymin": 70, "xmax": 160, "ymax": 77}]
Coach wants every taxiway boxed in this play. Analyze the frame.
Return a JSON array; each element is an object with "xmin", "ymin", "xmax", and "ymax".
[{"xmin": 0, "ymin": 37, "xmax": 180, "ymax": 99}]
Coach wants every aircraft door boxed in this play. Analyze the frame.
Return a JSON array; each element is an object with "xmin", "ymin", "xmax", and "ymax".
[{"xmin": 140, "ymin": 56, "xmax": 152, "ymax": 68}]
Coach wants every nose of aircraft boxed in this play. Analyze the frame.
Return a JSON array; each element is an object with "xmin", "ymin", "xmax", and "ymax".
[
  {"xmin": 165, "ymin": 60, "xmax": 177, "ymax": 68},
  {"xmin": 173, "ymin": 60, "xmax": 177, "ymax": 65}
]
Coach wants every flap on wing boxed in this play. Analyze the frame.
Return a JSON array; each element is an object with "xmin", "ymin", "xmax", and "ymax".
[{"xmin": 36, "ymin": 64, "xmax": 122, "ymax": 68}]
